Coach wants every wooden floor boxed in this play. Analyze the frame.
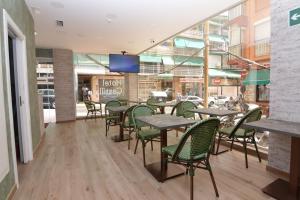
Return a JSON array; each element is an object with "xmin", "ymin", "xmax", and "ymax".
[{"xmin": 13, "ymin": 119, "xmax": 279, "ymax": 200}]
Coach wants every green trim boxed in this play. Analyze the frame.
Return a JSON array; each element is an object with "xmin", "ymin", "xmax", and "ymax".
[
  {"xmin": 243, "ymin": 69, "xmax": 270, "ymax": 85},
  {"xmin": 209, "ymin": 69, "xmax": 241, "ymax": 79},
  {"xmin": 174, "ymin": 37, "xmax": 205, "ymax": 49}
]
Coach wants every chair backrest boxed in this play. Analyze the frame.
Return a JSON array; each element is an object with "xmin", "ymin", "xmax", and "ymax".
[
  {"xmin": 171, "ymin": 101, "xmax": 197, "ymax": 118},
  {"xmin": 132, "ymin": 105, "xmax": 155, "ymax": 129},
  {"xmin": 84, "ymin": 101, "xmax": 94, "ymax": 111},
  {"xmin": 105, "ymin": 100, "xmax": 122, "ymax": 115},
  {"xmin": 146, "ymin": 98, "xmax": 159, "ymax": 110},
  {"xmin": 122, "ymin": 105, "xmax": 137, "ymax": 126},
  {"xmin": 172, "ymin": 118, "xmax": 220, "ymax": 161},
  {"xmin": 229, "ymin": 107, "xmax": 262, "ymax": 138}
]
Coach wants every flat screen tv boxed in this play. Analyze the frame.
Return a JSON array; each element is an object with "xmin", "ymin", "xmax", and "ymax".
[{"xmin": 109, "ymin": 54, "xmax": 140, "ymax": 73}]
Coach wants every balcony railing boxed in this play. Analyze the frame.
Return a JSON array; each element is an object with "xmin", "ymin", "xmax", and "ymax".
[
  {"xmin": 255, "ymin": 39, "xmax": 270, "ymax": 57},
  {"xmin": 228, "ymin": 44, "xmax": 243, "ymax": 58},
  {"xmin": 228, "ymin": 3, "xmax": 246, "ymax": 21}
]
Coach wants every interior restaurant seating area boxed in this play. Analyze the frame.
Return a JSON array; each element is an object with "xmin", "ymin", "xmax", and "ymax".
[{"xmin": 1, "ymin": 0, "xmax": 300, "ymax": 200}]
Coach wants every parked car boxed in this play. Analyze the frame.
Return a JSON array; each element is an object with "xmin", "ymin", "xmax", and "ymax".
[
  {"xmin": 181, "ymin": 96, "xmax": 203, "ymax": 106},
  {"xmin": 208, "ymin": 96, "xmax": 232, "ymax": 107},
  {"xmin": 149, "ymin": 91, "xmax": 168, "ymax": 102}
]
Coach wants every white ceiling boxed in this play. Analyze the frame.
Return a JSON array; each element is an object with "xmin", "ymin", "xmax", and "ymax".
[{"xmin": 26, "ymin": 0, "xmax": 241, "ymax": 54}]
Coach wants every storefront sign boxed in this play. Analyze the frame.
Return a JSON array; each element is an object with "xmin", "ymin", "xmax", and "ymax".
[
  {"xmin": 212, "ymin": 78, "xmax": 221, "ymax": 84},
  {"xmin": 289, "ymin": 7, "xmax": 300, "ymax": 27},
  {"xmin": 210, "ymin": 78, "xmax": 240, "ymax": 86},
  {"xmin": 98, "ymin": 79, "xmax": 125, "ymax": 98}
]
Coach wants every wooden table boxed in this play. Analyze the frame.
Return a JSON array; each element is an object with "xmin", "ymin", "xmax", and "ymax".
[
  {"xmin": 106, "ymin": 106, "xmax": 130, "ymax": 142},
  {"xmin": 189, "ymin": 108, "xmax": 241, "ymax": 155},
  {"xmin": 188, "ymin": 108, "xmax": 241, "ymax": 117},
  {"xmin": 243, "ymin": 119, "xmax": 300, "ymax": 200},
  {"xmin": 150, "ymin": 102, "xmax": 176, "ymax": 114},
  {"xmin": 136, "ymin": 114, "xmax": 196, "ymax": 182}
]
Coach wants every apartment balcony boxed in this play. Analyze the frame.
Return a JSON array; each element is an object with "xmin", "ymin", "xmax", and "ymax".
[
  {"xmin": 227, "ymin": 44, "xmax": 249, "ymax": 68},
  {"xmin": 227, "ymin": 3, "xmax": 248, "ymax": 27},
  {"xmin": 255, "ymin": 39, "xmax": 270, "ymax": 58}
]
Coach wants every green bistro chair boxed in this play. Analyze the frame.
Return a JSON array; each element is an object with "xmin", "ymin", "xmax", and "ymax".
[
  {"xmin": 216, "ymin": 107, "xmax": 262, "ymax": 168},
  {"xmin": 162, "ymin": 118, "xmax": 221, "ymax": 200},
  {"xmin": 121, "ymin": 105, "xmax": 137, "ymax": 150},
  {"xmin": 84, "ymin": 101, "xmax": 101, "ymax": 120},
  {"xmin": 132, "ymin": 105, "xmax": 161, "ymax": 166},
  {"xmin": 146, "ymin": 98, "xmax": 160, "ymax": 113},
  {"xmin": 170, "ymin": 101, "xmax": 200, "ymax": 137},
  {"xmin": 104, "ymin": 100, "xmax": 122, "ymax": 137}
]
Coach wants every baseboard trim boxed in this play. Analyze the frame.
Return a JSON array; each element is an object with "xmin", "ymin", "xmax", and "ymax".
[
  {"xmin": 33, "ymin": 133, "xmax": 45, "ymax": 159},
  {"xmin": 6, "ymin": 184, "xmax": 17, "ymax": 200},
  {"xmin": 56, "ymin": 119, "xmax": 76, "ymax": 123},
  {"xmin": 266, "ymin": 165, "xmax": 289, "ymax": 179}
]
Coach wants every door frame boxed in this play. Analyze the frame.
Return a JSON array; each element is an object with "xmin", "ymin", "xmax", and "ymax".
[{"xmin": 2, "ymin": 9, "xmax": 33, "ymax": 187}]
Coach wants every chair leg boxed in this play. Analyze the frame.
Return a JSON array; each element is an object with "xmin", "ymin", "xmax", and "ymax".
[
  {"xmin": 105, "ymin": 120, "xmax": 108, "ymax": 137},
  {"xmin": 253, "ymin": 136, "xmax": 261, "ymax": 163},
  {"xmin": 243, "ymin": 138, "xmax": 248, "ymax": 168},
  {"xmin": 176, "ymin": 130, "xmax": 178, "ymax": 137},
  {"xmin": 189, "ymin": 166, "xmax": 194, "ymax": 200},
  {"xmin": 230, "ymin": 139, "xmax": 234, "ymax": 151},
  {"xmin": 128, "ymin": 129, "xmax": 131, "ymax": 150},
  {"xmin": 128, "ymin": 129, "xmax": 132, "ymax": 150},
  {"xmin": 142, "ymin": 141, "xmax": 146, "ymax": 167},
  {"xmin": 208, "ymin": 163, "xmax": 219, "ymax": 197},
  {"xmin": 150, "ymin": 139, "xmax": 153, "ymax": 151},
  {"xmin": 134, "ymin": 138, "xmax": 139, "ymax": 154},
  {"xmin": 85, "ymin": 111, "xmax": 90, "ymax": 121},
  {"xmin": 216, "ymin": 133, "xmax": 222, "ymax": 154}
]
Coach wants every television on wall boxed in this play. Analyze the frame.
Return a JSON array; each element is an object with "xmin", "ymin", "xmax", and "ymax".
[{"xmin": 109, "ymin": 54, "xmax": 140, "ymax": 73}]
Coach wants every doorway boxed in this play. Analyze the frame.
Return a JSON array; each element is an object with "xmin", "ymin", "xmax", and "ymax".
[
  {"xmin": 8, "ymin": 35, "xmax": 23, "ymax": 164},
  {"xmin": 3, "ymin": 9, "xmax": 33, "ymax": 187}
]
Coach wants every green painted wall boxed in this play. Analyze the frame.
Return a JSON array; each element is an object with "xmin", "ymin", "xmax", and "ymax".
[{"xmin": 0, "ymin": 0, "xmax": 40, "ymax": 199}]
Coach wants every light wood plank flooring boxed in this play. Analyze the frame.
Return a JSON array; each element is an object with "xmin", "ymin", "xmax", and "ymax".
[{"xmin": 13, "ymin": 119, "xmax": 279, "ymax": 200}]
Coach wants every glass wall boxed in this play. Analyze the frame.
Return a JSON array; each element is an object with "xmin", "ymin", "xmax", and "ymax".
[
  {"xmin": 36, "ymin": 49, "xmax": 56, "ymax": 123},
  {"xmin": 138, "ymin": 0, "xmax": 271, "ymax": 149},
  {"xmin": 73, "ymin": 53, "xmax": 126, "ymax": 117},
  {"xmin": 72, "ymin": 0, "xmax": 270, "ymax": 150}
]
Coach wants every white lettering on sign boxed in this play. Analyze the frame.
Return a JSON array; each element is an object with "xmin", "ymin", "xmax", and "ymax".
[{"xmin": 99, "ymin": 79, "xmax": 125, "ymax": 98}]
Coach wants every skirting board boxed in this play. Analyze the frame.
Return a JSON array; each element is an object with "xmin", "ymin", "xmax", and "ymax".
[
  {"xmin": 266, "ymin": 165, "xmax": 289, "ymax": 180},
  {"xmin": 6, "ymin": 184, "xmax": 17, "ymax": 200}
]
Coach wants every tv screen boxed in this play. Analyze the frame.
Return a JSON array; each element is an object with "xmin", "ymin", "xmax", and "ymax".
[{"xmin": 109, "ymin": 54, "xmax": 140, "ymax": 73}]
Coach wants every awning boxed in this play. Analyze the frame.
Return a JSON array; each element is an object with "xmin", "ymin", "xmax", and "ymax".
[
  {"xmin": 209, "ymin": 69, "xmax": 241, "ymax": 79},
  {"xmin": 174, "ymin": 37, "xmax": 205, "ymax": 49},
  {"xmin": 140, "ymin": 55, "xmax": 162, "ymax": 63},
  {"xmin": 243, "ymin": 69, "xmax": 270, "ymax": 85},
  {"xmin": 173, "ymin": 56, "xmax": 203, "ymax": 66},
  {"xmin": 208, "ymin": 35, "xmax": 228, "ymax": 43}
]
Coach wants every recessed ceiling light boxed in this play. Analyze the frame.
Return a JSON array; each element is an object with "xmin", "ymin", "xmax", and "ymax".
[
  {"xmin": 50, "ymin": 1, "xmax": 64, "ymax": 9},
  {"xmin": 34, "ymin": 31, "xmax": 38, "ymax": 36},
  {"xmin": 105, "ymin": 13, "xmax": 117, "ymax": 23}
]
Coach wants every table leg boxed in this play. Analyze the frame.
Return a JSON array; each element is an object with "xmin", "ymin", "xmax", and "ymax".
[
  {"xmin": 145, "ymin": 129, "xmax": 185, "ymax": 182},
  {"xmin": 262, "ymin": 137, "xmax": 300, "ymax": 200},
  {"xmin": 111, "ymin": 111, "xmax": 131, "ymax": 142},
  {"xmin": 160, "ymin": 107, "xmax": 165, "ymax": 114}
]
